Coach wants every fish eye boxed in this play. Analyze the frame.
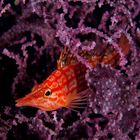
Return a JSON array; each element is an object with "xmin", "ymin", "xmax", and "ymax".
[{"xmin": 45, "ymin": 90, "xmax": 51, "ymax": 96}]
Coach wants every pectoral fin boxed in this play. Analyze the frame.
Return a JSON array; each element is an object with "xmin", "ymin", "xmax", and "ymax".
[
  {"xmin": 65, "ymin": 88, "xmax": 90, "ymax": 112},
  {"xmin": 57, "ymin": 46, "xmax": 78, "ymax": 69}
]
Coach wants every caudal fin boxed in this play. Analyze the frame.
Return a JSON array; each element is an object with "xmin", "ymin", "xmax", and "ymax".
[{"xmin": 88, "ymin": 33, "xmax": 131, "ymax": 67}]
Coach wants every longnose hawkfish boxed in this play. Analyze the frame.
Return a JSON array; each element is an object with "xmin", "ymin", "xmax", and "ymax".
[{"xmin": 16, "ymin": 33, "xmax": 131, "ymax": 111}]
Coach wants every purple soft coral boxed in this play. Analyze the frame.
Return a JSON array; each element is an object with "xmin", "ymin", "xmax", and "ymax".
[{"xmin": 0, "ymin": 0, "xmax": 140, "ymax": 140}]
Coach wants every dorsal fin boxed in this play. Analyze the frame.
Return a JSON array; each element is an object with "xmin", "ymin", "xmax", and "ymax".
[
  {"xmin": 57, "ymin": 33, "xmax": 131, "ymax": 69},
  {"xmin": 57, "ymin": 46, "xmax": 78, "ymax": 69}
]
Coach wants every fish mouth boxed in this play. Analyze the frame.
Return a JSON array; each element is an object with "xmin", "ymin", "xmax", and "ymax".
[
  {"xmin": 16, "ymin": 99, "xmax": 31, "ymax": 107},
  {"xmin": 15, "ymin": 96, "xmax": 35, "ymax": 107},
  {"xmin": 15, "ymin": 96, "xmax": 47, "ymax": 110},
  {"xmin": 16, "ymin": 98, "xmax": 47, "ymax": 111},
  {"xmin": 15, "ymin": 99, "xmax": 27, "ymax": 107}
]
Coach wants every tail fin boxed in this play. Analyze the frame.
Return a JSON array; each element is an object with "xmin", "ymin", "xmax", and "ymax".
[
  {"xmin": 88, "ymin": 33, "xmax": 131, "ymax": 67},
  {"xmin": 58, "ymin": 33, "xmax": 131, "ymax": 69}
]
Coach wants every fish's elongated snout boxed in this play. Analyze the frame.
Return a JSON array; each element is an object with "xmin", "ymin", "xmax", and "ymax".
[
  {"xmin": 15, "ymin": 96, "xmax": 48, "ymax": 111},
  {"xmin": 15, "ymin": 95, "xmax": 34, "ymax": 107},
  {"xmin": 16, "ymin": 102, "xmax": 24, "ymax": 107},
  {"xmin": 16, "ymin": 99, "xmax": 27, "ymax": 107}
]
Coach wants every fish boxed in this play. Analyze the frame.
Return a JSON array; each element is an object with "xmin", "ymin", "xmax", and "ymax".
[
  {"xmin": 16, "ymin": 62, "xmax": 89, "ymax": 111},
  {"xmin": 16, "ymin": 46, "xmax": 89, "ymax": 111},
  {"xmin": 16, "ymin": 33, "xmax": 131, "ymax": 111}
]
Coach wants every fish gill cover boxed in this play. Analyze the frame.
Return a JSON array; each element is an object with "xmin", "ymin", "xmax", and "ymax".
[{"xmin": 0, "ymin": 0, "xmax": 140, "ymax": 140}]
